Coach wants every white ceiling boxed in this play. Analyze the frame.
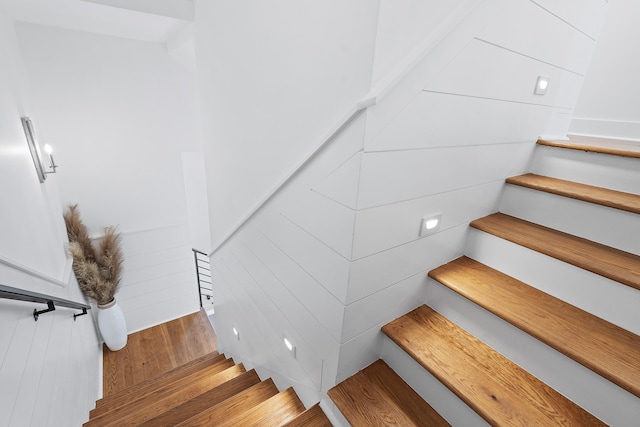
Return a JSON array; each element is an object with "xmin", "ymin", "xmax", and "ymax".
[{"xmin": 0, "ymin": 0, "xmax": 193, "ymax": 43}]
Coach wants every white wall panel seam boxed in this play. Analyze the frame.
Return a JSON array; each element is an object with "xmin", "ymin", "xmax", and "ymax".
[
  {"xmin": 421, "ymin": 89, "xmax": 574, "ymax": 111},
  {"xmin": 309, "ymin": 189, "xmax": 359, "ymax": 211},
  {"xmin": 258, "ymin": 231, "xmax": 346, "ymax": 306},
  {"xmin": 229, "ymin": 248, "xmax": 337, "ymax": 371},
  {"xmin": 474, "ymin": 37, "xmax": 584, "ymax": 76},
  {"xmin": 529, "ymin": 0, "xmax": 596, "ymax": 40},
  {"xmin": 345, "ymin": 267, "xmax": 431, "ymax": 307},
  {"xmin": 280, "ymin": 212, "xmax": 353, "ymax": 261},
  {"xmin": 278, "ymin": 214, "xmax": 351, "ymax": 263},
  {"xmin": 363, "ymin": 137, "xmax": 536, "ymax": 155},
  {"xmin": 244, "ymin": 242, "xmax": 342, "ymax": 345},
  {"xmin": 353, "ymin": 178, "xmax": 508, "ymax": 213}
]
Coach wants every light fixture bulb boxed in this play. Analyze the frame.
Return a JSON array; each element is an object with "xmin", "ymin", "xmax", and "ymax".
[
  {"xmin": 44, "ymin": 144, "xmax": 53, "ymax": 154},
  {"xmin": 233, "ymin": 327, "xmax": 239, "ymax": 338},
  {"xmin": 425, "ymin": 218, "xmax": 439, "ymax": 230},
  {"xmin": 420, "ymin": 213, "xmax": 442, "ymax": 237},
  {"xmin": 534, "ymin": 76, "xmax": 550, "ymax": 95},
  {"xmin": 284, "ymin": 337, "xmax": 293, "ymax": 351}
]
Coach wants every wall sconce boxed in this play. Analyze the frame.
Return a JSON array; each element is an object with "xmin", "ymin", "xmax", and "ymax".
[{"xmin": 21, "ymin": 117, "xmax": 58, "ymax": 183}]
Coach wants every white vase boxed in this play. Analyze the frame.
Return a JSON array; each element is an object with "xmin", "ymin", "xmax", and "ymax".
[{"xmin": 97, "ymin": 299, "xmax": 127, "ymax": 351}]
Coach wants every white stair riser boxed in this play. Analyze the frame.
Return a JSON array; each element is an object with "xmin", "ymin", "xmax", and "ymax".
[
  {"xmin": 500, "ymin": 185, "xmax": 640, "ymax": 255},
  {"xmin": 424, "ymin": 281, "xmax": 640, "ymax": 427},
  {"xmin": 530, "ymin": 146, "xmax": 640, "ymax": 194},
  {"xmin": 465, "ymin": 229, "xmax": 640, "ymax": 336},
  {"xmin": 381, "ymin": 336, "xmax": 490, "ymax": 427}
]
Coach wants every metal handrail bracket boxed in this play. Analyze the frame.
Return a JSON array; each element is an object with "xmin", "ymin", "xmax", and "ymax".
[{"xmin": 0, "ymin": 284, "xmax": 91, "ymax": 321}]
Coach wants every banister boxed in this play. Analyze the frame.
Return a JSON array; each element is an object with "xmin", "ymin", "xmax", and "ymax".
[
  {"xmin": 0, "ymin": 284, "xmax": 90, "ymax": 321},
  {"xmin": 210, "ymin": 0, "xmax": 483, "ymax": 255}
]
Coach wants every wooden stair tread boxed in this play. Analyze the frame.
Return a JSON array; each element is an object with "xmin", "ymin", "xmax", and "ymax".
[
  {"xmin": 281, "ymin": 403, "xmax": 332, "ymax": 427},
  {"xmin": 137, "ymin": 369, "xmax": 262, "ymax": 427},
  {"xmin": 538, "ymin": 136, "xmax": 640, "ymax": 158},
  {"xmin": 93, "ymin": 351, "xmax": 225, "ymax": 413},
  {"xmin": 507, "ymin": 173, "xmax": 640, "ymax": 214},
  {"xmin": 429, "ymin": 256, "xmax": 640, "ymax": 397},
  {"xmin": 329, "ymin": 359, "xmax": 450, "ymax": 426},
  {"xmin": 84, "ymin": 362, "xmax": 244, "ymax": 426},
  {"xmin": 382, "ymin": 305, "xmax": 605, "ymax": 426},
  {"xmin": 176, "ymin": 379, "xmax": 280, "ymax": 427},
  {"xmin": 470, "ymin": 212, "xmax": 640, "ymax": 291},
  {"xmin": 214, "ymin": 387, "xmax": 305, "ymax": 427}
]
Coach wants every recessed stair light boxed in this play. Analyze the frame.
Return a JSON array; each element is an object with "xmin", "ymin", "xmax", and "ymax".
[
  {"xmin": 534, "ymin": 76, "xmax": 549, "ymax": 95},
  {"xmin": 420, "ymin": 214, "xmax": 442, "ymax": 237},
  {"xmin": 284, "ymin": 336, "xmax": 296, "ymax": 358}
]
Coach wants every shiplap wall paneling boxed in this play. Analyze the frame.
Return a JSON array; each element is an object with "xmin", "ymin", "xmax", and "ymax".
[
  {"xmin": 367, "ymin": 92, "xmax": 568, "ymax": 152},
  {"xmin": 229, "ymin": 237, "xmax": 342, "ymax": 394},
  {"xmin": 347, "ymin": 224, "xmax": 468, "ymax": 304},
  {"xmin": 352, "ymin": 181, "xmax": 502, "ymax": 259},
  {"xmin": 425, "ymin": 39, "xmax": 583, "ymax": 109},
  {"xmin": 260, "ymin": 212, "xmax": 351, "ymax": 305},
  {"xmin": 479, "ymin": 0, "xmax": 598, "ymax": 73},
  {"xmin": 530, "ymin": 0, "xmax": 608, "ymax": 38},
  {"xmin": 225, "ymin": 244, "xmax": 324, "ymax": 390},
  {"xmin": 244, "ymin": 231, "xmax": 345, "ymax": 343},
  {"xmin": 116, "ymin": 225, "xmax": 199, "ymax": 333},
  {"xmin": 212, "ymin": 246, "xmax": 326, "ymax": 405},
  {"xmin": 357, "ymin": 142, "xmax": 533, "ymax": 209},
  {"xmin": 0, "ymin": 299, "xmax": 100, "ymax": 427}
]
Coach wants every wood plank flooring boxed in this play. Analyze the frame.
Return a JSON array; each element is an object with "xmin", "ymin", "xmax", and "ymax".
[{"xmin": 102, "ymin": 308, "xmax": 217, "ymax": 396}]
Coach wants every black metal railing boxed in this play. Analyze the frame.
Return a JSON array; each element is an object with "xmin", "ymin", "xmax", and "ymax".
[
  {"xmin": 193, "ymin": 249, "xmax": 213, "ymax": 308},
  {"xmin": 0, "ymin": 284, "xmax": 90, "ymax": 321}
]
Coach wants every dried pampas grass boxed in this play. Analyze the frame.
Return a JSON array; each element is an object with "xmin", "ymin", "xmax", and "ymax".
[{"xmin": 64, "ymin": 205, "xmax": 123, "ymax": 306}]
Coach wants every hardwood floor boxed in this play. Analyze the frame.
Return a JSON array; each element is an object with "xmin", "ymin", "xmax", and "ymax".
[{"xmin": 103, "ymin": 308, "xmax": 218, "ymax": 396}]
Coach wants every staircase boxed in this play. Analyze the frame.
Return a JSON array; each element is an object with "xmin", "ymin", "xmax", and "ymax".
[
  {"xmin": 84, "ymin": 314, "xmax": 331, "ymax": 427},
  {"xmin": 330, "ymin": 137, "xmax": 640, "ymax": 426}
]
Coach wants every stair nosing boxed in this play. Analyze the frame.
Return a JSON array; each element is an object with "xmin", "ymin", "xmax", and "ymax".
[
  {"xmin": 329, "ymin": 359, "xmax": 450, "ymax": 427},
  {"xmin": 470, "ymin": 212, "xmax": 640, "ymax": 291},
  {"xmin": 506, "ymin": 173, "xmax": 640, "ymax": 215},
  {"xmin": 382, "ymin": 305, "xmax": 605, "ymax": 426},
  {"xmin": 429, "ymin": 256, "xmax": 640, "ymax": 398},
  {"xmin": 538, "ymin": 138, "xmax": 640, "ymax": 159}
]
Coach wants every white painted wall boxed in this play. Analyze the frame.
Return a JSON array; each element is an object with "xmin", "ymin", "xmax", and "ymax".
[
  {"xmin": 202, "ymin": 0, "xmax": 608, "ymax": 412},
  {"xmin": 339, "ymin": 0, "xmax": 607, "ymax": 382},
  {"xmin": 0, "ymin": 12, "xmax": 100, "ymax": 426},
  {"xmin": 194, "ymin": 0, "xmax": 380, "ymax": 248},
  {"xmin": 570, "ymin": 0, "xmax": 640, "ymax": 140},
  {"xmin": 15, "ymin": 22, "xmax": 203, "ymax": 333}
]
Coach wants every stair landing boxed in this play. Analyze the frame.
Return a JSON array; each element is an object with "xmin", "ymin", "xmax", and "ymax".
[{"xmin": 102, "ymin": 308, "xmax": 218, "ymax": 396}]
